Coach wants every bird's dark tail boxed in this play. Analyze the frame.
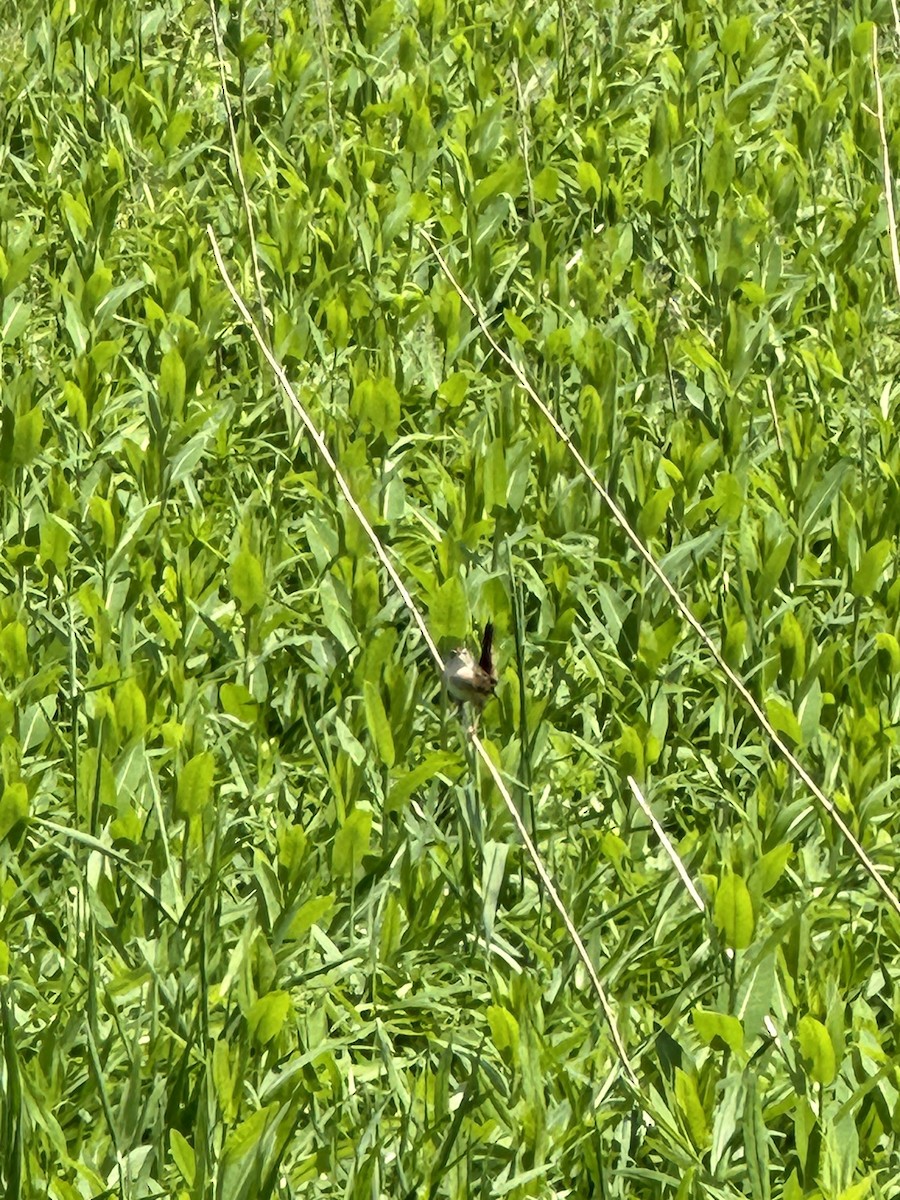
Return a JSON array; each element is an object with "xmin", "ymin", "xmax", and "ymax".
[{"xmin": 479, "ymin": 621, "xmax": 494, "ymax": 672}]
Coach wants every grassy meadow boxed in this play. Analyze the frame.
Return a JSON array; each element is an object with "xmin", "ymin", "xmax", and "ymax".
[{"xmin": 2, "ymin": 0, "xmax": 900, "ymax": 1196}]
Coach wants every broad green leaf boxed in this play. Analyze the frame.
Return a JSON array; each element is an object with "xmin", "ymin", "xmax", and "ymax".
[
  {"xmin": 163, "ymin": 109, "xmax": 192, "ymax": 152},
  {"xmin": 90, "ymin": 339, "xmax": 121, "ymax": 372},
  {"xmin": 89, "ymin": 496, "xmax": 116, "ymax": 550},
  {"xmin": 533, "ymin": 165, "xmax": 558, "ymax": 200},
  {"xmin": 765, "ymin": 696, "xmax": 803, "ymax": 745},
  {"xmin": 176, "ymin": 751, "xmax": 215, "ymax": 818},
  {"xmin": 161, "ymin": 721, "xmax": 185, "ymax": 749},
  {"xmin": 798, "ymin": 678, "xmax": 822, "ymax": 744},
  {"xmin": 616, "ymin": 725, "xmax": 644, "ymax": 778},
  {"xmin": 693, "ymin": 1009, "xmax": 745, "ymax": 1055},
  {"xmin": 410, "ymin": 191, "xmax": 430, "ymax": 222},
  {"xmin": 115, "ymin": 678, "xmax": 147, "ymax": 741},
  {"xmin": 0, "ymin": 241, "xmax": 42, "ymax": 293},
  {"xmin": 704, "ymin": 132, "xmax": 735, "ymax": 198},
  {"xmin": 151, "ymin": 603, "xmax": 180, "ymax": 648},
  {"xmin": 487, "ymin": 1004, "xmax": 520, "ymax": 1065},
  {"xmin": 324, "ymin": 296, "xmax": 349, "ymax": 346},
  {"xmin": 64, "ymin": 380, "xmax": 88, "ymax": 430},
  {"xmin": 0, "ymin": 621, "xmax": 28, "ymax": 680},
  {"xmin": 212, "ymin": 1040, "xmax": 236, "ymax": 1120},
  {"xmin": 876, "ymin": 632, "xmax": 900, "ymax": 674},
  {"xmin": 229, "ymin": 549, "xmax": 266, "ymax": 613},
  {"xmin": 333, "ymin": 807, "xmax": 372, "ymax": 875},
  {"xmin": 836, "ymin": 1178, "xmax": 874, "ymax": 1200},
  {"xmin": 12, "ymin": 407, "xmax": 43, "ymax": 465},
  {"xmin": 483, "ymin": 435, "xmax": 507, "ymax": 511},
  {"xmin": 576, "ymin": 160, "xmax": 602, "ymax": 204},
  {"xmin": 79, "ymin": 748, "xmax": 117, "ymax": 816},
  {"xmin": 365, "ymin": 0, "xmax": 394, "ymax": 45},
  {"xmin": 0, "ymin": 781, "xmax": 28, "ymax": 840},
  {"xmin": 248, "ymin": 991, "xmax": 292, "ymax": 1046},
  {"xmin": 222, "ymin": 1103, "xmax": 278, "ymax": 1165},
  {"xmin": 723, "ymin": 617, "xmax": 748, "ymax": 667},
  {"xmin": 643, "ymin": 153, "xmax": 668, "ymax": 205},
  {"xmin": 287, "ymin": 894, "xmax": 334, "ymax": 939},
  {"xmin": 220, "ymin": 682, "xmax": 258, "ymax": 724},
  {"xmin": 171, "ymin": 1130, "xmax": 196, "ymax": 1186},
  {"xmin": 351, "ymin": 377, "xmax": 400, "ymax": 440},
  {"xmin": 714, "ymin": 872, "xmax": 754, "ymax": 949},
  {"xmin": 405, "ymin": 103, "xmax": 434, "ymax": 155},
  {"xmin": 675, "ymin": 1068, "xmax": 710, "ymax": 1148},
  {"xmin": 320, "ymin": 573, "xmax": 357, "ymax": 652},
  {"xmin": 473, "ymin": 158, "xmax": 524, "ymax": 208},
  {"xmin": 720, "ymin": 15, "xmax": 752, "ymax": 55},
  {"xmin": 756, "ymin": 535, "xmax": 793, "ymax": 601},
  {"xmin": 60, "ymin": 191, "xmax": 91, "ymax": 240},
  {"xmin": 602, "ymin": 831, "xmax": 628, "ymax": 868},
  {"xmin": 784, "ymin": 1170, "xmax": 803, "ymax": 1200},
  {"xmin": 753, "ymin": 843, "xmax": 792, "ymax": 894},
  {"xmin": 0, "ymin": 696, "xmax": 12, "ymax": 741},
  {"xmin": 660, "ymin": 526, "xmax": 726, "ymax": 577},
  {"xmin": 2, "ymin": 301, "xmax": 30, "ymax": 345},
  {"xmin": 398, "ymin": 25, "xmax": 417, "ymax": 70},
  {"xmin": 110, "ymin": 808, "xmax": 141, "ymax": 844},
  {"xmin": 639, "ymin": 617, "xmax": 681, "ymax": 672},
  {"xmin": 160, "ymin": 347, "xmax": 186, "ymax": 419},
  {"xmin": 363, "ymin": 680, "xmax": 395, "ymax": 767},
  {"xmin": 737, "ymin": 953, "xmax": 776, "ymax": 1040},
  {"xmin": 84, "ymin": 266, "xmax": 112, "ymax": 316},
  {"xmin": 40, "ymin": 514, "xmax": 72, "ymax": 573},
  {"xmin": 852, "ymin": 540, "xmax": 891, "ymax": 599},
  {"xmin": 850, "ymin": 22, "xmax": 876, "ymax": 55},
  {"xmin": 638, "ymin": 487, "xmax": 673, "ymax": 540},
  {"xmin": 780, "ymin": 611, "xmax": 806, "ymax": 681},
  {"xmin": 334, "ymin": 717, "xmax": 365, "ymax": 764},
  {"xmin": 277, "ymin": 824, "xmax": 308, "ymax": 876},
  {"xmin": 429, "ymin": 577, "xmax": 468, "ymax": 642},
  {"xmin": 504, "ymin": 308, "xmax": 531, "ymax": 344},
  {"xmin": 796, "ymin": 1015, "xmax": 837, "ymax": 1085},
  {"xmin": 438, "ymin": 373, "xmax": 468, "ymax": 407},
  {"xmin": 387, "ymin": 752, "xmax": 458, "ymax": 811}
]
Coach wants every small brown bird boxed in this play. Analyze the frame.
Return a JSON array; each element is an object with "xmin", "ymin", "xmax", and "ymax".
[{"xmin": 442, "ymin": 622, "xmax": 497, "ymax": 711}]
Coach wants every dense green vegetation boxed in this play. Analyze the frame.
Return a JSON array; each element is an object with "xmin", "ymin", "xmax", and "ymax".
[{"xmin": 2, "ymin": 0, "xmax": 900, "ymax": 1195}]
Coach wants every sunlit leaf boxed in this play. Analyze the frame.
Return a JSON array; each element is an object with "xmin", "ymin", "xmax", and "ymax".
[
  {"xmin": 333, "ymin": 807, "xmax": 372, "ymax": 876},
  {"xmin": 796, "ymin": 1015, "xmax": 837, "ymax": 1086},
  {"xmin": 176, "ymin": 751, "xmax": 215, "ymax": 818},
  {"xmin": 248, "ymin": 991, "xmax": 292, "ymax": 1046},
  {"xmin": 229, "ymin": 549, "xmax": 266, "ymax": 613},
  {"xmin": 0, "ymin": 781, "xmax": 28, "ymax": 840},
  {"xmin": 714, "ymin": 872, "xmax": 754, "ymax": 950}
]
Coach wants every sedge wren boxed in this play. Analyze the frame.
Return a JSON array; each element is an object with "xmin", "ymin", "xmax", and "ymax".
[{"xmin": 442, "ymin": 622, "xmax": 497, "ymax": 712}]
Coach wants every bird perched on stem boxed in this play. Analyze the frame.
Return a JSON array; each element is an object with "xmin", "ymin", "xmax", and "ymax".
[{"xmin": 442, "ymin": 622, "xmax": 497, "ymax": 719}]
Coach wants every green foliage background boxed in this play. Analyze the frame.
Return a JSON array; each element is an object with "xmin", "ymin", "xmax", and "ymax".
[{"xmin": 2, "ymin": 0, "xmax": 900, "ymax": 1196}]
